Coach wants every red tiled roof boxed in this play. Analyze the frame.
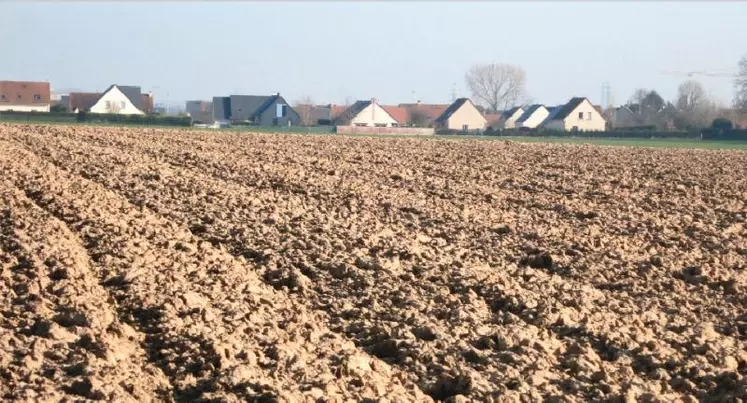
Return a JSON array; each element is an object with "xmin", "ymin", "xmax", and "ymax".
[
  {"xmin": 330, "ymin": 105, "xmax": 348, "ymax": 119},
  {"xmin": 381, "ymin": 105, "xmax": 409, "ymax": 124},
  {"xmin": 484, "ymin": 113, "xmax": 502, "ymax": 126},
  {"xmin": 398, "ymin": 103, "xmax": 449, "ymax": 121},
  {"xmin": 0, "ymin": 80, "xmax": 51, "ymax": 105}
]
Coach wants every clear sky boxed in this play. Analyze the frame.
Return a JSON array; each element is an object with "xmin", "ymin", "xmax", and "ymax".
[{"xmin": 1, "ymin": 1, "xmax": 745, "ymax": 108}]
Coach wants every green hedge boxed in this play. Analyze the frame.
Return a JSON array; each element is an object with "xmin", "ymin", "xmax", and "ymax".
[
  {"xmin": 0, "ymin": 110, "xmax": 190, "ymax": 127},
  {"xmin": 701, "ymin": 128, "xmax": 747, "ymax": 141},
  {"xmin": 488, "ymin": 128, "xmax": 700, "ymax": 139}
]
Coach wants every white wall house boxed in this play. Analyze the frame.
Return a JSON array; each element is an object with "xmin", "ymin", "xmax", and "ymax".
[
  {"xmin": 543, "ymin": 97, "xmax": 606, "ymax": 131},
  {"xmin": 435, "ymin": 98, "xmax": 487, "ymax": 131},
  {"xmin": 334, "ymin": 99, "xmax": 399, "ymax": 127},
  {"xmin": 515, "ymin": 105, "xmax": 550, "ymax": 129},
  {"xmin": 500, "ymin": 107, "xmax": 524, "ymax": 129},
  {"xmin": 89, "ymin": 85, "xmax": 148, "ymax": 115}
]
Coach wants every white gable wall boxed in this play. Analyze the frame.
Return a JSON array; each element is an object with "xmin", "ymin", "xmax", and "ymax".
[
  {"xmin": 517, "ymin": 107, "xmax": 550, "ymax": 129},
  {"xmin": 445, "ymin": 100, "xmax": 487, "ymax": 131},
  {"xmin": 502, "ymin": 108, "xmax": 524, "ymax": 129},
  {"xmin": 0, "ymin": 104, "xmax": 50, "ymax": 112},
  {"xmin": 90, "ymin": 86, "xmax": 144, "ymax": 115},
  {"xmin": 349, "ymin": 103, "xmax": 398, "ymax": 127},
  {"xmin": 558, "ymin": 99, "xmax": 605, "ymax": 131}
]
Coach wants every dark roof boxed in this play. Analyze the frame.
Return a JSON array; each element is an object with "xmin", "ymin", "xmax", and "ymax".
[
  {"xmin": 117, "ymin": 86, "xmax": 144, "ymax": 110},
  {"xmin": 501, "ymin": 106, "xmax": 522, "ymax": 120},
  {"xmin": 251, "ymin": 95, "xmax": 281, "ymax": 119},
  {"xmin": 547, "ymin": 97, "xmax": 587, "ymax": 121},
  {"xmin": 435, "ymin": 98, "xmax": 469, "ymax": 123},
  {"xmin": 69, "ymin": 92, "xmax": 101, "ymax": 111},
  {"xmin": 540, "ymin": 106, "xmax": 562, "ymax": 126},
  {"xmin": 230, "ymin": 95, "xmax": 272, "ymax": 121},
  {"xmin": 515, "ymin": 104, "xmax": 546, "ymax": 123},
  {"xmin": 332, "ymin": 100, "xmax": 372, "ymax": 125}
]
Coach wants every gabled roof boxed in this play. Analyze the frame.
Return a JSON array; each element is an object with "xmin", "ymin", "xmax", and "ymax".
[
  {"xmin": 251, "ymin": 95, "xmax": 281, "ymax": 119},
  {"xmin": 229, "ymin": 95, "xmax": 272, "ymax": 121},
  {"xmin": 83, "ymin": 85, "xmax": 147, "ymax": 113},
  {"xmin": 332, "ymin": 100, "xmax": 371, "ymax": 125},
  {"xmin": 547, "ymin": 97, "xmax": 587, "ymax": 121},
  {"xmin": 501, "ymin": 106, "xmax": 523, "ymax": 120},
  {"xmin": 381, "ymin": 105, "xmax": 409, "ymax": 124},
  {"xmin": 116, "ymin": 86, "xmax": 145, "ymax": 111},
  {"xmin": 539, "ymin": 106, "xmax": 562, "ymax": 126},
  {"xmin": 515, "ymin": 104, "xmax": 546, "ymax": 123},
  {"xmin": 0, "ymin": 80, "xmax": 51, "ymax": 105},
  {"xmin": 435, "ymin": 98, "xmax": 470, "ymax": 123},
  {"xmin": 330, "ymin": 104, "xmax": 348, "ymax": 119}
]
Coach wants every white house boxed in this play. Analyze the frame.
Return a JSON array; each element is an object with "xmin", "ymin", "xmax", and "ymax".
[
  {"xmin": 86, "ymin": 85, "xmax": 153, "ymax": 115},
  {"xmin": 543, "ymin": 97, "xmax": 606, "ymax": 131},
  {"xmin": 499, "ymin": 106, "xmax": 524, "ymax": 129},
  {"xmin": 434, "ymin": 98, "xmax": 487, "ymax": 131},
  {"xmin": 333, "ymin": 99, "xmax": 399, "ymax": 127},
  {"xmin": 515, "ymin": 104, "xmax": 550, "ymax": 129}
]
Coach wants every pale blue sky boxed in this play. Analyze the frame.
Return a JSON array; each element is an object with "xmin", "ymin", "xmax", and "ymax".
[{"xmin": 1, "ymin": 1, "xmax": 745, "ymax": 107}]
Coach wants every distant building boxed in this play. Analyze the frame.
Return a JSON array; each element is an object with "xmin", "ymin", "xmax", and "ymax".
[
  {"xmin": 212, "ymin": 93, "xmax": 300, "ymax": 126},
  {"xmin": 497, "ymin": 106, "xmax": 524, "ymax": 129},
  {"xmin": 515, "ymin": 104, "xmax": 551, "ymax": 129},
  {"xmin": 398, "ymin": 103, "xmax": 449, "ymax": 127},
  {"xmin": 0, "ymin": 80, "xmax": 51, "ymax": 112},
  {"xmin": 434, "ymin": 98, "xmax": 487, "ymax": 132},
  {"xmin": 333, "ymin": 99, "xmax": 400, "ymax": 127},
  {"xmin": 69, "ymin": 85, "xmax": 154, "ymax": 115},
  {"xmin": 542, "ymin": 97, "xmax": 606, "ymax": 131},
  {"xmin": 185, "ymin": 100, "xmax": 213, "ymax": 123}
]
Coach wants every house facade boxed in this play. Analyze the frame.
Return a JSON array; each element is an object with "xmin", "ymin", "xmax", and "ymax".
[
  {"xmin": 0, "ymin": 80, "xmax": 51, "ymax": 112},
  {"xmin": 498, "ymin": 106, "xmax": 524, "ymax": 129},
  {"xmin": 213, "ymin": 94, "xmax": 300, "ymax": 126},
  {"xmin": 434, "ymin": 98, "xmax": 487, "ymax": 131},
  {"xmin": 333, "ymin": 99, "xmax": 399, "ymax": 127},
  {"xmin": 515, "ymin": 105, "xmax": 550, "ymax": 129},
  {"xmin": 543, "ymin": 97, "xmax": 606, "ymax": 131},
  {"xmin": 69, "ymin": 85, "xmax": 153, "ymax": 114}
]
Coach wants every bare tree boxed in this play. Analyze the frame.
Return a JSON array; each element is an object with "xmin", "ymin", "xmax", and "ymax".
[
  {"xmin": 735, "ymin": 55, "xmax": 747, "ymax": 113},
  {"xmin": 293, "ymin": 96, "xmax": 315, "ymax": 126},
  {"xmin": 676, "ymin": 80, "xmax": 706, "ymax": 113},
  {"xmin": 465, "ymin": 63, "xmax": 526, "ymax": 113}
]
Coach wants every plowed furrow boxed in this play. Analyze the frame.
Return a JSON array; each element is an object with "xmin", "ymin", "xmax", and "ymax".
[{"xmin": 0, "ymin": 139, "xmax": 429, "ymax": 402}]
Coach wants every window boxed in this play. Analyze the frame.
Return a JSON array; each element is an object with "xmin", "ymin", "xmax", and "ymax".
[
  {"xmin": 33, "ymin": 94, "xmax": 41, "ymax": 101},
  {"xmin": 121, "ymin": 101, "xmax": 126, "ymax": 110},
  {"xmin": 374, "ymin": 123, "xmax": 387, "ymax": 127},
  {"xmin": 462, "ymin": 124, "xmax": 469, "ymax": 131},
  {"xmin": 0, "ymin": 94, "xmax": 5, "ymax": 101},
  {"xmin": 578, "ymin": 112, "xmax": 583, "ymax": 119},
  {"xmin": 587, "ymin": 112, "xmax": 592, "ymax": 121},
  {"xmin": 106, "ymin": 101, "xmax": 111, "ymax": 109},
  {"xmin": 354, "ymin": 123, "xmax": 368, "ymax": 127}
]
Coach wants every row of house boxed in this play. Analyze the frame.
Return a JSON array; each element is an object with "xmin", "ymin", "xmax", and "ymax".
[
  {"xmin": 185, "ymin": 94, "xmax": 607, "ymax": 133},
  {"xmin": 497, "ymin": 98, "xmax": 606, "ymax": 131},
  {"xmin": 0, "ymin": 80, "xmax": 154, "ymax": 114},
  {"xmin": 1, "ymin": 79, "xmax": 607, "ymax": 133}
]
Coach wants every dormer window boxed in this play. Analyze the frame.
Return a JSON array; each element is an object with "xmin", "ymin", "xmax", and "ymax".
[
  {"xmin": 33, "ymin": 94, "xmax": 41, "ymax": 101},
  {"xmin": 0, "ymin": 94, "xmax": 6, "ymax": 101}
]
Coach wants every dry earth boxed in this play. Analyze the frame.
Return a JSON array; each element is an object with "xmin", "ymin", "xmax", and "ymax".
[{"xmin": 0, "ymin": 123, "xmax": 745, "ymax": 402}]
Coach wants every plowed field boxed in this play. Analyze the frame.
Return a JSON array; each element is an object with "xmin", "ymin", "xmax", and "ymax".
[{"xmin": 1, "ymin": 123, "xmax": 745, "ymax": 402}]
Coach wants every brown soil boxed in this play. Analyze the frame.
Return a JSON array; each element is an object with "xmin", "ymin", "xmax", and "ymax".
[{"xmin": 1, "ymin": 123, "xmax": 745, "ymax": 402}]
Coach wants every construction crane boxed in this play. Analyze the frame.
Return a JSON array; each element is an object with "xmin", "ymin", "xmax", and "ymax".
[{"xmin": 661, "ymin": 70, "xmax": 739, "ymax": 78}]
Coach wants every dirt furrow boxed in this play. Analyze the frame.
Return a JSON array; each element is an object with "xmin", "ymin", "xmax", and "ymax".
[
  {"xmin": 0, "ymin": 183, "xmax": 170, "ymax": 401},
  {"xmin": 0, "ymin": 139, "xmax": 429, "ymax": 402},
  {"xmin": 12, "ymin": 125, "xmax": 747, "ymax": 400}
]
